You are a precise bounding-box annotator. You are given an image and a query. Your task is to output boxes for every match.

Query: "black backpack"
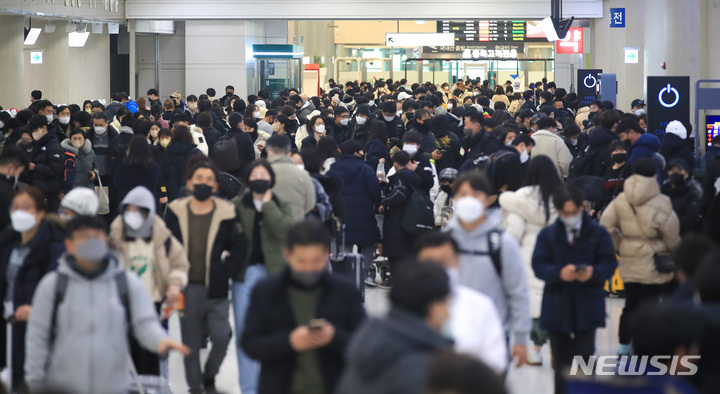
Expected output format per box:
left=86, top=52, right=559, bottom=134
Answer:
left=455, top=229, right=504, bottom=277
left=400, top=184, right=434, bottom=235
left=212, top=136, right=242, bottom=172
left=568, top=148, right=597, bottom=179
left=486, top=150, right=517, bottom=191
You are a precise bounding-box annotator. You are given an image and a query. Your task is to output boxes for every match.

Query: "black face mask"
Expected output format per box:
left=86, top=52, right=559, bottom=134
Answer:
left=248, top=179, right=271, bottom=194
left=612, top=153, right=627, bottom=164
left=226, top=92, right=233, bottom=97
left=440, top=184, right=452, bottom=194
left=405, top=112, right=414, bottom=121
left=192, top=184, right=213, bottom=201
left=670, top=173, right=685, bottom=186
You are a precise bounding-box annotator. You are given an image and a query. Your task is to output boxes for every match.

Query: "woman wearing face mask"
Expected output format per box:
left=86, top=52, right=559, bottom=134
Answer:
left=231, top=160, right=293, bottom=393
left=147, top=121, right=162, bottom=144
left=499, top=156, right=562, bottom=366
left=0, top=187, right=65, bottom=392
left=83, top=100, right=93, bottom=114
left=109, top=186, right=189, bottom=376
left=301, top=115, right=330, bottom=150
left=351, top=105, right=373, bottom=146
left=162, top=126, right=202, bottom=202
left=56, top=106, right=72, bottom=139
left=244, top=104, right=260, bottom=121
left=661, top=159, right=701, bottom=236
left=61, top=129, right=98, bottom=189
left=364, top=120, right=391, bottom=173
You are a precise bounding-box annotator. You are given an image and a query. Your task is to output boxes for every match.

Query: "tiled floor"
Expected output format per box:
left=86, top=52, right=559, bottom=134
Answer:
left=166, top=288, right=625, bottom=394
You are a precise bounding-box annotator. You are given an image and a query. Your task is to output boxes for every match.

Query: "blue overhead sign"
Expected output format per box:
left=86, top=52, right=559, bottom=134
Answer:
left=610, top=8, right=625, bottom=28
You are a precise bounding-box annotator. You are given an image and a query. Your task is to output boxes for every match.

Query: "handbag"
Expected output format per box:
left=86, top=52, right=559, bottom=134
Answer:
left=95, top=176, right=110, bottom=215
left=628, top=203, right=674, bottom=274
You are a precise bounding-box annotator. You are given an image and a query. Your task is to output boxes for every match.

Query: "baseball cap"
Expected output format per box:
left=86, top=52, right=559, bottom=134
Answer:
left=398, top=92, right=412, bottom=101
left=631, top=99, right=645, bottom=108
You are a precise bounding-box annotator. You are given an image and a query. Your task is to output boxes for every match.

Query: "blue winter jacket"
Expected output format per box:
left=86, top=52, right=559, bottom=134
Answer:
left=627, top=133, right=661, bottom=166
left=532, top=213, right=617, bottom=333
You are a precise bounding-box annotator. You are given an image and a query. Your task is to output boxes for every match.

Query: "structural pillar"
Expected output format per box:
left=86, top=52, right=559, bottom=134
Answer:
left=0, top=16, right=25, bottom=109
left=128, top=19, right=137, bottom=100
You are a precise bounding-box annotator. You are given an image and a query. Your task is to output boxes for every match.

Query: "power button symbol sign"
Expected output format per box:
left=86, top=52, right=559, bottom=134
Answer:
left=583, top=75, right=597, bottom=89
left=658, top=84, right=680, bottom=108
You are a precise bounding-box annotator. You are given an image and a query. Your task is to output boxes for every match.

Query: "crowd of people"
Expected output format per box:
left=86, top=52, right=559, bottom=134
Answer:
left=0, top=76, right=719, bottom=394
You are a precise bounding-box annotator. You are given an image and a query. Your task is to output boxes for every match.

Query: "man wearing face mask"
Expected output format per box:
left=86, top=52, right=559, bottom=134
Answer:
left=222, top=85, right=235, bottom=107
left=661, top=159, right=701, bottom=236
left=416, top=232, right=507, bottom=374
left=350, top=105, right=373, bottom=146
left=399, top=131, right=435, bottom=193
left=459, top=110, right=500, bottom=172
left=242, top=220, right=365, bottom=394
left=631, top=99, right=646, bottom=116
left=444, top=172, right=531, bottom=369
left=164, top=163, right=246, bottom=393
left=380, top=101, right=406, bottom=143
left=0, top=147, right=29, bottom=231
left=108, top=186, right=189, bottom=375
left=338, top=262, right=451, bottom=394
left=25, top=215, right=190, bottom=394
left=87, top=112, right=117, bottom=206
left=595, top=140, right=632, bottom=214
left=184, top=94, right=199, bottom=124
left=27, top=115, right=64, bottom=213
left=533, top=185, right=617, bottom=394
left=331, top=107, right=352, bottom=143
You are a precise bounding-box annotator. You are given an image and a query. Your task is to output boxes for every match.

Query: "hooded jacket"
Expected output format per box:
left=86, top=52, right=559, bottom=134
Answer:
left=584, top=127, right=618, bottom=176
left=627, top=133, right=661, bottom=166
left=268, top=155, right=316, bottom=223
left=165, top=196, right=246, bottom=298
left=380, top=168, right=422, bottom=258
left=661, top=179, right=701, bottom=236
left=500, top=186, right=558, bottom=318
left=530, top=129, right=574, bottom=177
left=600, top=174, right=680, bottom=284
left=109, top=213, right=189, bottom=300
left=336, top=307, right=450, bottom=394
left=326, top=155, right=382, bottom=245
left=445, top=210, right=531, bottom=344
left=25, top=253, right=168, bottom=394
left=61, top=138, right=98, bottom=189
left=660, top=133, right=694, bottom=172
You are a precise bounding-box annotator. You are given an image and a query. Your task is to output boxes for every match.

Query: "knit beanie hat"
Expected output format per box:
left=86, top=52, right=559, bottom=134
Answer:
left=60, top=187, right=99, bottom=216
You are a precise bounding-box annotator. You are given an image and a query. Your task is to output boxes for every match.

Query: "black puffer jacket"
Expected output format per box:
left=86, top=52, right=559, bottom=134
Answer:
left=584, top=127, right=618, bottom=177
left=161, top=141, right=202, bottom=201
left=662, top=180, right=701, bottom=235
left=380, top=168, right=422, bottom=258
left=660, top=133, right=695, bottom=172
left=29, top=133, right=64, bottom=196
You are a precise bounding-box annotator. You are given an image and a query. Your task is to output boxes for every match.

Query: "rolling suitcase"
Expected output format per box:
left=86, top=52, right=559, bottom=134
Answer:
left=330, top=224, right=365, bottom=301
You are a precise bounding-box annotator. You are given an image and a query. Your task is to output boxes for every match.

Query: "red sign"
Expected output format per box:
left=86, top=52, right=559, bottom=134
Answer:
left=556, top=27, right=583, bottom=54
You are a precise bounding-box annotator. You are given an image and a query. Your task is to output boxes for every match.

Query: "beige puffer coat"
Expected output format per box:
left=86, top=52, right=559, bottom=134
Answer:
left=599, top=174, right=680, bottom=284
left=500, top=186, right=558, bottom=318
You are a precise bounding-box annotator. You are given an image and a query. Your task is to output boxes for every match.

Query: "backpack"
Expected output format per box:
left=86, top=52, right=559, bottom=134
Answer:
left=568, top=148, right=597, bottom=179
left=400, top=184, right=435, bottom=235
left=211, top=136, right=242, bottom=172
left=463, top=132, right=496, bottom=172
left=49, top=271, right=131, bottom=344
left=455, top=229, right=504, bottom=277
left=486, top=150, right=517, bottom=192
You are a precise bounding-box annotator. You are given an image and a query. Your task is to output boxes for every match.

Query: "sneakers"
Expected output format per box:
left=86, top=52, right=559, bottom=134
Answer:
left=379, top=277, right=393, bottom=289
left=527, top=348, right=543, bottom=366
left=364, top=275, right=378, bottom=287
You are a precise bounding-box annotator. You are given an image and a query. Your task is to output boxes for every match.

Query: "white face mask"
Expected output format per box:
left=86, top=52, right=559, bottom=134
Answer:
left=356, top=116, right=367, bottom=125
left=253, top=111, right=260, bottom=118
left=570, top=139, right=578, bottom=146
left=59, top=116, right=71, bottom=125
left=71, top=140, right=84, bottom=149
left=315, top=124, right=326, bottom=134
left=520, top=148, right=530, bottom=163
left=369, top=100, right=375, bottom=107
left=11, top=210, right=37, bottom=233
left=383, top=115, right=395, bottom=122
left=505, top=141, right=512, bottom=147
left=473, top=92, right=480, bottom=96
left=272, top=122, right=281, bottom=132
left=297, top=164, right=305, bottom=170
left=447, top=104, right=453, bottom=110
left=328, top=114, right=334, bottom=119
left=46, top=114, right=54, bottom=124
left=402, top=144, right=418, bottom=156
left=0, top=121, right=4, bottom=129
left=634, top=108, right=646, bottom=116
left=340, top=118, right=349, bottom=126
left=396, top=110, right=403, bottom=117
left=94, top=126, right=107, bottom=135
left=454, top=196, right=484, bottom=223
left=446, top=267, right=460, bottom=290
left=150, top=128, right=159, bottom=138
left=123, top=211, right=145, bottom=230
left=560, top=213, right=582, bottom=228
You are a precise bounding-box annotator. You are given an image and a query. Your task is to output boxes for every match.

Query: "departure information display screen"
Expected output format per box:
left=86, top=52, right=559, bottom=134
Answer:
left=707, top=116, right=720, bottom=147
left=437, top=20, right=547, bottom=43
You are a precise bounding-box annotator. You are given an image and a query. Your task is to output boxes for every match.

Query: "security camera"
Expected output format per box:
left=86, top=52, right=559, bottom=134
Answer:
left=369, top=61, right=374, bottom=65
left=346, top=61, right=351, bottom=65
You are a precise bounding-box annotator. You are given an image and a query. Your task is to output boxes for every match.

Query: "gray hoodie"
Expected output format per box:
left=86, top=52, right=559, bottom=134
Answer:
left=25, top=252, right=168, bottom=394
left=445, top=209, right=531, bottom=345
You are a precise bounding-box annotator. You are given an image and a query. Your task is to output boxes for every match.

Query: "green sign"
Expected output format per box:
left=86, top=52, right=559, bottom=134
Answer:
left=265, top=79, right=286, bottom=99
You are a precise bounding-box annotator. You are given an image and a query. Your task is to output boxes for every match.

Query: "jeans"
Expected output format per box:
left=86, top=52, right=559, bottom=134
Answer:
left=548, top=329, right=595, bottom=394
left=531, top=318, right=549, bottom=348
left=232, top=264, right=267, bottom=394
left=618, top=282, right=664, bottom=345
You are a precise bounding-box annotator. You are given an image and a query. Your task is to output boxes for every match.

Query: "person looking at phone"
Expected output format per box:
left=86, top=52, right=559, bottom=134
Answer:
left=241, top=220, right=365, bottom=394
left=532, top=184, right=617, bottom=394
